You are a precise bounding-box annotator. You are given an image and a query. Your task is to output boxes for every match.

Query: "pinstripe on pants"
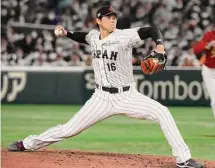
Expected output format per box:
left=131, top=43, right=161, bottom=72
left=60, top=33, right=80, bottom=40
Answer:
left=23, top=84, right=191, bottom=163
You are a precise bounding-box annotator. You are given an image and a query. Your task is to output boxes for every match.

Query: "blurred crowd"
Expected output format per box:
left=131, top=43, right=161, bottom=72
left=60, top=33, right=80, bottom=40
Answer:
left=1, top=0, right=214, bottom=67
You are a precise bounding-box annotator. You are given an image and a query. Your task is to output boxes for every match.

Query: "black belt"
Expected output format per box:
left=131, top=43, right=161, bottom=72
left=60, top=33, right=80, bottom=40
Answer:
left=95, top=84, right=130, bottom=94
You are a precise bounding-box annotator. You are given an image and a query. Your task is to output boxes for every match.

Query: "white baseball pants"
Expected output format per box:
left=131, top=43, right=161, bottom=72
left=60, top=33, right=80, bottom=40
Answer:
left=202, top=65, right=215, bottom=118
left=23, top=84, right=191, bottom=163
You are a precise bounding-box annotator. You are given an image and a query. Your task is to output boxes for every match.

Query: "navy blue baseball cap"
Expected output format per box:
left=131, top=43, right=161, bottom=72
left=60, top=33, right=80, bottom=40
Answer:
left=96, top=6, right=122, bottom=19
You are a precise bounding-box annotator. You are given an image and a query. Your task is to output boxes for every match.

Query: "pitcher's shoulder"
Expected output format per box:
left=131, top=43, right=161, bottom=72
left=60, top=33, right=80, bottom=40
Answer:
left=87, top=29, right=99, bottom=36
left=116, top=27, right=141, bottom=34
left=115, top=28, right=127, bottom=34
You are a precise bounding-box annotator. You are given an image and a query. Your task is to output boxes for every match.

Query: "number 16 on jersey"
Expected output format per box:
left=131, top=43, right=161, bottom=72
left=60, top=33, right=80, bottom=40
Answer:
left=107, top=63, right=116, bottom=71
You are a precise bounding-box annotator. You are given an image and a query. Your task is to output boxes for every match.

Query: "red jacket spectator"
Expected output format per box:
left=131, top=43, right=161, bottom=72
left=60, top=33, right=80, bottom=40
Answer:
left=193, top=30, right=215, bottom=68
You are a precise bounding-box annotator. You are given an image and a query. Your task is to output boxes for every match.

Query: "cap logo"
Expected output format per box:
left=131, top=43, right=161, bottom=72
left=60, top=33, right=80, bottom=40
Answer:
left=109, top=6, right=113, bottom=12
left=97, top=13, right=101, bottom=17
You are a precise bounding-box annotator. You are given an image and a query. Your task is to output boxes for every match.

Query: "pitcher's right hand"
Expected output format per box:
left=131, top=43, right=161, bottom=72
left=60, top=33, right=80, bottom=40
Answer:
left=54, top=26, right=67, bottom=37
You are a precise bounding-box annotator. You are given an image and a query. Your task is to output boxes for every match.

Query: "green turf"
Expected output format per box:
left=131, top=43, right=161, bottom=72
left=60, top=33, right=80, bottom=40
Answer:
left=1, top=105, right=215, bottom=160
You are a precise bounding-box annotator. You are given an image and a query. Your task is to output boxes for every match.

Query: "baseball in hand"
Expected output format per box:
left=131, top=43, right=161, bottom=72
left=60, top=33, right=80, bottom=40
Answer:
left=55, top=27, right=64, bottom=36
left=59, top=29, right=63, bottom=35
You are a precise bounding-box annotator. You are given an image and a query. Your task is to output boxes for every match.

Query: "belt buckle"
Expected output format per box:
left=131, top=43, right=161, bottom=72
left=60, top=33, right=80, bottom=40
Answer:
left=108, top=87, right=115, bottom=94
left=118, top=87, right=123, bottom=93
left=109, top=86, right=126, bottom=94
left=96, top=84, right=130, bottom=94
left=106, top=87, right=111, bottom=93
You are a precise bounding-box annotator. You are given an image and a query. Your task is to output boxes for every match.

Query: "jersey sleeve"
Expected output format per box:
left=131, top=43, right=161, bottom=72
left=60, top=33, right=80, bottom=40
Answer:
left=85, top=29, right=98, bottom=45
left=193, top=32, right=211, bottom=54
left=119, top=27, right=142, bottom=49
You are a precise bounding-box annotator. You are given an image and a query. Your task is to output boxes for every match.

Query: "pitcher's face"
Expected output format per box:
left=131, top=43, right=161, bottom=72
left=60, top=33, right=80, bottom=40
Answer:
left=97, top=14, right=117, bottom=32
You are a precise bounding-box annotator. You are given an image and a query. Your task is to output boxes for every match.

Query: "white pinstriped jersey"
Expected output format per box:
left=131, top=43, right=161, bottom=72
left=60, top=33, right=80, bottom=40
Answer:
left=22, top=24, right=192, bottom=163
left=85, top=28, right=142, bottom=87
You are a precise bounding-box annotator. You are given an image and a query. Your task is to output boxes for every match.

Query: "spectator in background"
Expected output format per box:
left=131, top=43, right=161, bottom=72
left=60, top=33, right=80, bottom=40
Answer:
left=152, top=3, right=172, bottom=31
left=1, top=0, right=214, bottom=66
left=68, top=52, right=83, bottom=66
left=167, top=43, right=182, bottom=66
left=84, top=55, right=92, bottom=66
left=51, top=54, right=68, bottom=66
left=178, top=48, right=200, bottom=67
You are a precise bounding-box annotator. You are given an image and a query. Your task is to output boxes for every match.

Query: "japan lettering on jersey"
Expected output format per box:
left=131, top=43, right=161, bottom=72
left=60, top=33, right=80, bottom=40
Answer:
left=85, top=28, right=142, bottom=87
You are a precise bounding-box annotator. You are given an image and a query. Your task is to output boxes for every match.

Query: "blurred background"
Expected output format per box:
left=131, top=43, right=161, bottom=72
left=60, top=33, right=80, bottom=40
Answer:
left=1, top=0, right=215, bottom=162
left=1, top=0, right=214, bottom=67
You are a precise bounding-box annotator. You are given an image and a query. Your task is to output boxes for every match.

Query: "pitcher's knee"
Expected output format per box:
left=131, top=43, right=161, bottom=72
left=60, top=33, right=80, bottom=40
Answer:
left=162, top=106, right=172, bottom=117
left=155, top=105, right=173, bottom=122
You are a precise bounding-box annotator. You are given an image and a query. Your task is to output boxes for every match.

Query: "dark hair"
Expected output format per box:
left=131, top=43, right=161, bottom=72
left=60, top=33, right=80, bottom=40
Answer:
left=96, top=14, right=117, bottom=30
left=96, top=16, right=102, bottom=29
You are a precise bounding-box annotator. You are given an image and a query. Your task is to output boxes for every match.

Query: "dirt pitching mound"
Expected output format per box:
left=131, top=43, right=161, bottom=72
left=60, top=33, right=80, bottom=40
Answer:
left=2, top=149, right=215, bottom=168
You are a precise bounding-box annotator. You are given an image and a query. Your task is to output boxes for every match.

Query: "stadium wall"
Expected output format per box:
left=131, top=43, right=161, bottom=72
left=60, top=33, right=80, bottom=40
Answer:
left=1, top=67, right=210, bottom=106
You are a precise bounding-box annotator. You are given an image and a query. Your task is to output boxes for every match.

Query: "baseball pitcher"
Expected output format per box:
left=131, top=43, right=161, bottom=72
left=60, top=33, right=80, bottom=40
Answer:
left=8, top=6, right=203, bottom=168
